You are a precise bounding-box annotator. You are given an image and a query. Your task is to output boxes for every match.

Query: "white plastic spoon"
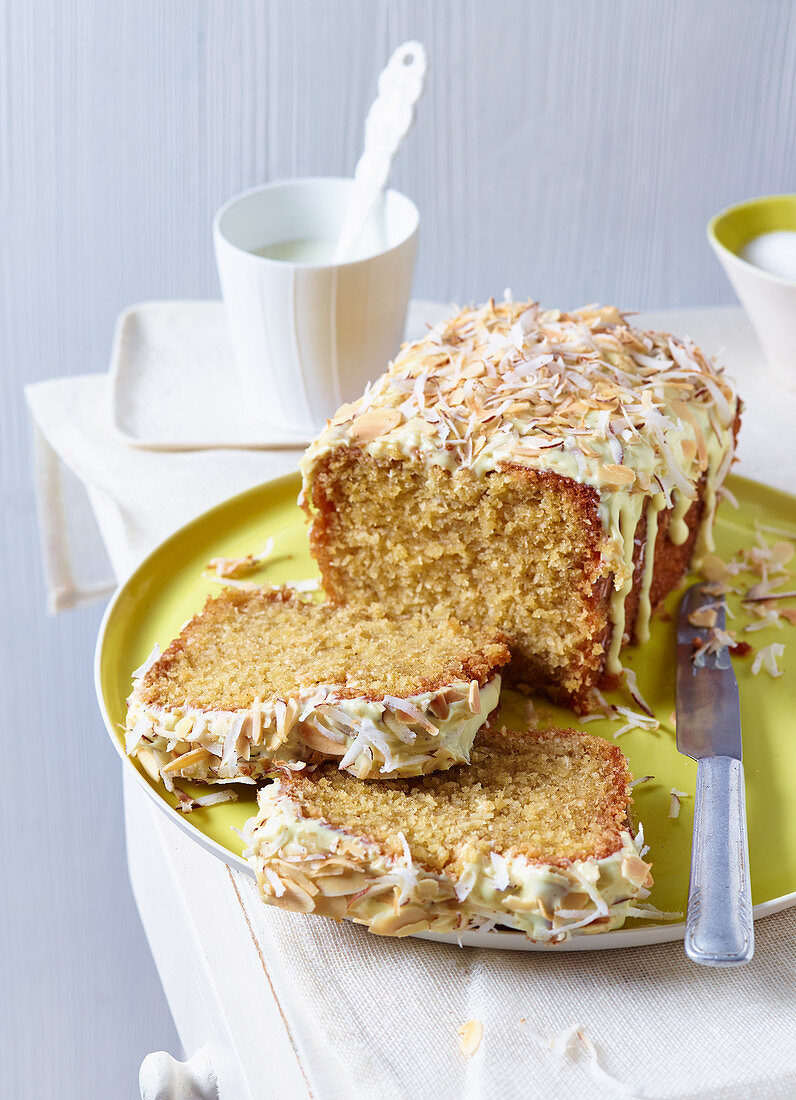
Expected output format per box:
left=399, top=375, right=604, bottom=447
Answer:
left=333, top=40, right=427, bottom=264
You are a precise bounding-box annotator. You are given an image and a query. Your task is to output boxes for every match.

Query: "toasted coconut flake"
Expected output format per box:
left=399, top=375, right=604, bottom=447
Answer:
left=281, top=577, right=321, bottom=593
left=744, top=609, right=782, bottom=633
left=489, top=851, right=511, bottom=891
left=382, top=696, right=437, bottom=734
left=743, top=589, right=796, bottom=604
left=622, top=667, right=654, bottom=718
left=718, top=484, right=739, bottom=509
left=458, top=1019, right=483, bottom=1056
left=548, top=1022, right=581, bottom=1059
left=578, top=1030, right=642, bottom=1097
left=206, top=537, right=274, bottom=580
left=668, top=787, right=689, bottom=819
left=176, top=788, right=239, bottom=814
left=754, top=519, right=796, bottom=542
left=263, top=867, right=287, bottom=897
left=305, top=298, right=737, bottom=544
left=468, top=679, right=481, bottom=714
left=751, top=643, right=786, bottom=678
left=609, top=705, right=660, bottom=739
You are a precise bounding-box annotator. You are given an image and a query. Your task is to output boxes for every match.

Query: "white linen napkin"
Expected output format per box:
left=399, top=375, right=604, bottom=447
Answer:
left=26, top=300, right=796, bottom=1098
left=232, top=870, right=796, bottom=1100
left=26, top=374, right=300, bottom=610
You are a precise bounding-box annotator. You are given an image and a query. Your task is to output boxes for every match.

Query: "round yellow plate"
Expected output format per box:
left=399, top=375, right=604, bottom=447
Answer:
left=95, top=472, right=796, bottom=951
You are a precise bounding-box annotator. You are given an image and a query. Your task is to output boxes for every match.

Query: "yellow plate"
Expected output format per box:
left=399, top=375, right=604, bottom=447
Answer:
left=95, top=472, right=796, bottom=951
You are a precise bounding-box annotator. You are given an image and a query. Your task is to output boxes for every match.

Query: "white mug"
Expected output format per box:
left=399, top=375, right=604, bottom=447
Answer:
left=213, top=177, right=419, bottom=433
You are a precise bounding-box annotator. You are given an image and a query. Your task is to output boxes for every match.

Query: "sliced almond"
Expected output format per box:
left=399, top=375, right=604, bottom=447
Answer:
left=207, top=553, right=260, bottom=579
left=330, top=401, right=359, bottom=426
left=559, top=890, right=590, bottom=911
left=269, top=880, right=317, bottom=914
left=459, top=360, right=486, bottom=380
left=283, top=697, right=300, bottom=734
left=700, top=553, right=732, bottom=582
left=270, top=860, right=319, bottom=897
left=299, top=724, right=348, bottom=757
left=597, top=463, right=635, bottom=487
left=621, top=854, right=653, bottom=889
left=368, top=906, right=430, bottom=936
left=316, top=870, right=370, bottom=897
left=174, top=715, right=194, bottom=739
left=681, top=438, right=698, bottom=462
left=538, top=897, right=555, bottom=923
left=772, top=541, right=795, bottom=566
left=414, top=878, right=452, bottom=902
left=458, top=1019, right=483, bottom=1056
left=161, top=747, right=210, bottom=774
left=688, top=607, right=717, bottom=629
left=502, top=894, right=539, bottom=913
left=312, top=894, right=349, bottom=920
left=428, top=911, right=461, bottom=934
left=428, top=694, right=451, bottom=720
left=314, top=856, right=362, bottom=876
left=348, top=407, right=402, bottom=443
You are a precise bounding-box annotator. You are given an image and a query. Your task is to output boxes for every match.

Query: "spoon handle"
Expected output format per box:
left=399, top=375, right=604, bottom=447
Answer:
left=334, top=41, right=427, bottom=263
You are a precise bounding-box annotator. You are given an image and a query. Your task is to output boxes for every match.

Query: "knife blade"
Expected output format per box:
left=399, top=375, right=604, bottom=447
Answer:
left=676, top=581, right=754, bottom=966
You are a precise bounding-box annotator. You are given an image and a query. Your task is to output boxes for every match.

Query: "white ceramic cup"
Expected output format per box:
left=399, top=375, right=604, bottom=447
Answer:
left=708, top=194, right=796, bottom=391
left=213, top=177, right=419, bottom=433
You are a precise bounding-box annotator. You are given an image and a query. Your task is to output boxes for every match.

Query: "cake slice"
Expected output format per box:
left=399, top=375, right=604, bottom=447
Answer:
left=126, top=587, right=509, bottom=785
left=301, top=297, right=740, bottom=711
left=242, top=727, right=654, bottom=942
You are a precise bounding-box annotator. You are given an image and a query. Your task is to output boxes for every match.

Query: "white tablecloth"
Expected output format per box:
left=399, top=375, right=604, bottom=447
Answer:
left=27, top=301, right=796, bottom=1099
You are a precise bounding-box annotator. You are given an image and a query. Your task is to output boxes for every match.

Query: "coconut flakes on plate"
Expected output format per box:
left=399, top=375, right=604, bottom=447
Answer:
left=609, top=706, right=660, bottom=739
left=668, top=788, right=690, bottom=819
left=751, top=643, right=786, bottom=678
left=622, top=667, right=654, bottom=717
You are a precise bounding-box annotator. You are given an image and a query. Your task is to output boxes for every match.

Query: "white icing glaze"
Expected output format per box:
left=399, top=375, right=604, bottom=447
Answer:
left=126, top=673, right=501, bottom=784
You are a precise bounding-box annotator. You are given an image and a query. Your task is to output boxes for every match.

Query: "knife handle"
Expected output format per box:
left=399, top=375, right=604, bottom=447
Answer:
left=685, top=755, right=754, bottom=967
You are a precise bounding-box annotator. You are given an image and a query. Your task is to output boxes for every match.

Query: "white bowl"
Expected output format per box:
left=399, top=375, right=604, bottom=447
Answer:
left=708, top=194, right=796, bottom=391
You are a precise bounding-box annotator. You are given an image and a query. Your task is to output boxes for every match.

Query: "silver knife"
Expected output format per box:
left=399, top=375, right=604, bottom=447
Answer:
left=676, top=581, right=754, bottom=966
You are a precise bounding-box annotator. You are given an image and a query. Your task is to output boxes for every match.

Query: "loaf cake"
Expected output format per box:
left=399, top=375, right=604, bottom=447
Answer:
left=301, top=298, right=739, bottom=710
left=242, top=727, right=653, bottom=942
left=125, top=587, right=510, bottom=784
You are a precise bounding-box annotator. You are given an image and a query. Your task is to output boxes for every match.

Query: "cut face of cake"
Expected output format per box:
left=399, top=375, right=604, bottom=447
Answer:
left=301, top=298, right=740, bottom=710
left=242, top=727, right=654, bottom=943
left=125, top=587, right=510, bottom=785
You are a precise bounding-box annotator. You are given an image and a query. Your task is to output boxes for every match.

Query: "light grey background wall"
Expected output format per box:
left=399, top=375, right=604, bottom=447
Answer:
left=2, top=2, right=794, bottom=1097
